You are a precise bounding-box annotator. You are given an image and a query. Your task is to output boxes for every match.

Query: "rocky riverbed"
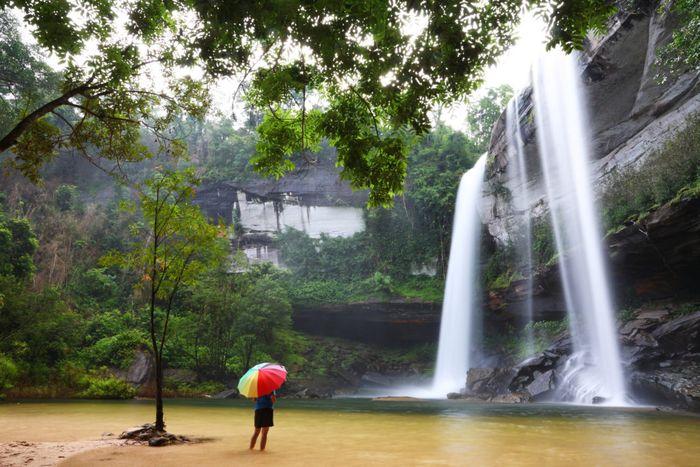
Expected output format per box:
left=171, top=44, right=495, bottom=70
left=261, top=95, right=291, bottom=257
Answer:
left=450, top=306, right=700, bottom=411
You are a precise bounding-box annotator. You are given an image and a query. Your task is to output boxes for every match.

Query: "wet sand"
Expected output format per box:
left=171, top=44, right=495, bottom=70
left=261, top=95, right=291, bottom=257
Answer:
left=0, top=399, right=698, bottom=466
left=1, top=439, right=126, bottom=466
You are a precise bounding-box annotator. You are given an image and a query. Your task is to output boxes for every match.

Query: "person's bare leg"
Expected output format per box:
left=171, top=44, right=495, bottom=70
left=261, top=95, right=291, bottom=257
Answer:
left=250, top=427, right=261, bottom=449
left=260, top=427, right=270, bottom=451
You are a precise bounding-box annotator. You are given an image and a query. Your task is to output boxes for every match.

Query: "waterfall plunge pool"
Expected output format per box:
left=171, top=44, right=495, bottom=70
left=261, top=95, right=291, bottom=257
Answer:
left=1, top=399, right=698, bottom=466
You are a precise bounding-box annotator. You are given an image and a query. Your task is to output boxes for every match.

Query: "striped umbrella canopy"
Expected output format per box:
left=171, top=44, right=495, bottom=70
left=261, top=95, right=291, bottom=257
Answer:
left=237, top=362, right=287, bottom=398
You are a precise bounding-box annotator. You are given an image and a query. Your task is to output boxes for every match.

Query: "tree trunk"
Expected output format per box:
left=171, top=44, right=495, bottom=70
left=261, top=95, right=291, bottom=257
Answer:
left=154, top=353, right=165, bottom=431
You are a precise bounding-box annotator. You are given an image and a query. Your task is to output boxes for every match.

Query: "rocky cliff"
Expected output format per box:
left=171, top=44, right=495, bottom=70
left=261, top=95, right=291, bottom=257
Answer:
left=483, top=5, right=700, bottom=246
left=482, top=4, right=700, bottom=310
left=194, top=151, right=367, bottom=225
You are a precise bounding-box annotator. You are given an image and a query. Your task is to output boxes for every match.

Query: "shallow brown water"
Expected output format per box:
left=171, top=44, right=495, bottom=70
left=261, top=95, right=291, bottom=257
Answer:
left=1, top=399, right=698, bottom=466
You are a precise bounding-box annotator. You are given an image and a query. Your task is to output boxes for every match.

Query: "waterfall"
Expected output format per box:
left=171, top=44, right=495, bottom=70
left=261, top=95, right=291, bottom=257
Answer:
left=505, top=98, right=535, bottom=357
left=432, top=154, right=487, bottom=396
left=532, top=50, right=626, bottom=405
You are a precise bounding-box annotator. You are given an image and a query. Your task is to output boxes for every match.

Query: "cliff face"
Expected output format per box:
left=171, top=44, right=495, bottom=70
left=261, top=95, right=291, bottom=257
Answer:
left=482, top=5, right=700, bottom=305
left=483, top=7, right=700, bottom=245
left=194, top=151, right=367, bottom=225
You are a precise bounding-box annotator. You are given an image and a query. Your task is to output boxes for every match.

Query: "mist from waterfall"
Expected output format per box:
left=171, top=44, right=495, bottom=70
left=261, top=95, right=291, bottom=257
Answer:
left=505, top=98, right=535, bottom=357
left=431, top=154, right=487, bottom=396
left=532, top=50, right=626, bottom=405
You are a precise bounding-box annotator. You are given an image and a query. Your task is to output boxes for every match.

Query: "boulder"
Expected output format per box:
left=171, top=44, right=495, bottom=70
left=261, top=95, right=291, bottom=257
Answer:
left=126, top=348, right=155, bottom=387
left=631, top=363, right=700, bottom=411
left=148, top=437, right=169, bottom=447
left=212, top=388, right=239, bottom=399
left=360, top=372, right=397, bottom=387
left=526, top=370, right=556, bottom=400
left=651, top=311, right=700, bottom=353
left=120, top=424, right=154, bottom=440
left=466, top=368, right=516, bottom=397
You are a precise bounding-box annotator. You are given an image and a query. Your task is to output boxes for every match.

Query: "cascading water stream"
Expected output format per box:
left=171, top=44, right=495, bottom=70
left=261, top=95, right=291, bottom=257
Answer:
left=431, top=154, right=487, bottom=396
left=505, top=98, right=535, bottom=357
left=532, top=50, right=626, bottom=405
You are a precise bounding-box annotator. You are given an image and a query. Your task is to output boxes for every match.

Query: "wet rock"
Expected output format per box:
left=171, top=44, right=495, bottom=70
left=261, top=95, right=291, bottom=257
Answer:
left=466, top=368, right=516, bottom=397
left=360, top=372, right=397, bottom=387
left=212, top=388, right=239, bottom=399
left=490, top=392, right=532, bottom=404
left=592, top=396, right=608, bottom=404
left=126, top=349, right=155, bottom=387
left=120, top=424, right=155, bottom=440
left=651, top=311, right=700, bottom=353
left=148, top=437, right=169, bottom=447
left=526, top=370, right=556, bottom=400
left=622, top=329, right=658, bottom=348
left=293, top=388, right=322, bottom=399
left=446, top=392, right=464, bottom=400
left=631, top=363, right=700, bottom=411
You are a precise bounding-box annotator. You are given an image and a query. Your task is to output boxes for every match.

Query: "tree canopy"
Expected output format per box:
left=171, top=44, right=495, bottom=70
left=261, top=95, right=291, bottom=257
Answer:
left=1, top=0, right=619, bottom=204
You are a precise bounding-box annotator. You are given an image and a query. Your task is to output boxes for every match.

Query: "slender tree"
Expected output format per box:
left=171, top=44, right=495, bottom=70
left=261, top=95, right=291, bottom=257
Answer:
left=103, top=168, right=226, bottom=431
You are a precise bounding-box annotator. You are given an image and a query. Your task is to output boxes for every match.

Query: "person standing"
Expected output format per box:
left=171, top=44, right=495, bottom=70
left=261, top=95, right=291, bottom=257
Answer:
left=250, top=391, right=276, bottom=451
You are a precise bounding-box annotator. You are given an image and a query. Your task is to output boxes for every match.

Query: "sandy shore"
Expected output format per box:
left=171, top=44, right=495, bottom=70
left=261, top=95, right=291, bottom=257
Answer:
left=0, top=438, right=127, bottom=466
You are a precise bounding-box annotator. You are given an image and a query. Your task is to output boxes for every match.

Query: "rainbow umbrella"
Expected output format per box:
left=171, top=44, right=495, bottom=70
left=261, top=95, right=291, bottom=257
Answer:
left=237, top=362, right=287, bottom=398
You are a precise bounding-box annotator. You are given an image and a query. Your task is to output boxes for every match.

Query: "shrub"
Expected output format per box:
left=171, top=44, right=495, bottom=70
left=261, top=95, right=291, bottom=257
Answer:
left=531, top=217, right=556, bottom=270
left=78, top=375, right=136, bottom=399
left=81, top=330, right=147, bottom=369
left=483, top=242, right=518, bottom=290
left=526, top=319, right=568, bottom=356
left=601, top=117, right=700, bottom=230
left=0, top=354, right=18, bottom=397
left=164, top=380, right=225, bottom=397
left=55, top=184, right=82, bottom=213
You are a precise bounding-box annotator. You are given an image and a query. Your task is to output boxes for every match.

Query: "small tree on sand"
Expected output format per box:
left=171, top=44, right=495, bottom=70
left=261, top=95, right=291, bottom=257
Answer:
left=104, top=168, right=226, bottom=432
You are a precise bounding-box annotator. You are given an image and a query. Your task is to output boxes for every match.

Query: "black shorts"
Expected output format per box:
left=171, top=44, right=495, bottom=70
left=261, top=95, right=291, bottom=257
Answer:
left=254, top=408, right=274, bottom=428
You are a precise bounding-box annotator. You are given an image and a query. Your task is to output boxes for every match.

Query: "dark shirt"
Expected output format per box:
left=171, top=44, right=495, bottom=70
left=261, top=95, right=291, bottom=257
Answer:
left=255, top=394, right=274, bottom=410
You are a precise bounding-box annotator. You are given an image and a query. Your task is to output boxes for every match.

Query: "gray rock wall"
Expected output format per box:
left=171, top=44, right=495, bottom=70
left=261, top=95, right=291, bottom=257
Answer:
left=481, top=5, right=700, bottom=246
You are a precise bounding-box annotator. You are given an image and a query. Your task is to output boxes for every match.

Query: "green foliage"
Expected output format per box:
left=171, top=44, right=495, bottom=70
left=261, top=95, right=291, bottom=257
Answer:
left=78, top=374, right=137, bottom=400
left=0, top=8, right=208, bottom=183
left=601, top=117, right=700, bottom=230
left=0, top=353, right=18, bottom=395
left=656, top=0, right=700, bottom=82
left=0, top=212, right=38, bottom=279
left=483, top=242, right=519, bottom=291
left=103, top=168, right=228, bottom=305
left=164, top=379, right=225, bottom=397
left=404, top=124, right=483, bottom=274
left=487, top=319, right=568, bottom=362
left=55, top=184, right=81, bottom=212
left=68, top=268, right=120, bottom=311
left=191, top=119, right=258, bottom=182
left=670, top=302, right=699, bottom=319
left=81, top=331, right=147, bottom=370
left=466, top=85, right=514, bottom=148
left=531, top=217, right=557, bottom=270
left=526, top=319, right=568, bottom=355
left=618, top=307, right=637, bottom=323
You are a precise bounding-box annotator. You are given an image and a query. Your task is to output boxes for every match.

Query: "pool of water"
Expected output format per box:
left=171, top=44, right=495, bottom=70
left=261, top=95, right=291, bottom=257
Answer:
left=1, top=399, right=698, bottom=466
